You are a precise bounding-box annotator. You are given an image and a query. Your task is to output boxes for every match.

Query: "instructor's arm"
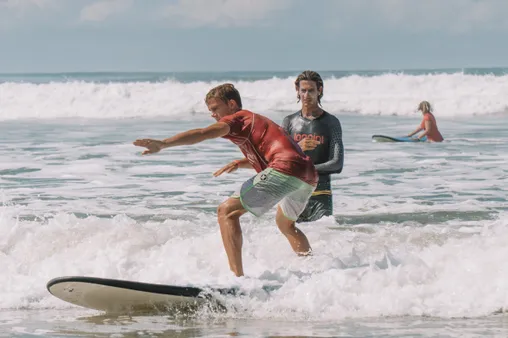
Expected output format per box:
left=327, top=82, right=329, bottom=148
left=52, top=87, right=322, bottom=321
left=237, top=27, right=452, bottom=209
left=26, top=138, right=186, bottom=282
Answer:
left=134, top=122, right=230, bottom=155
left=314, top=119, right=344, bottom=174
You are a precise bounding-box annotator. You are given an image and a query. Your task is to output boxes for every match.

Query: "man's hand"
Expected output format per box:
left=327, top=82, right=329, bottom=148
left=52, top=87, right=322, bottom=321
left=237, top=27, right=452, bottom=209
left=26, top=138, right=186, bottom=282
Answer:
left=298, top=138, right=320, bottom=151
left=213, top=161, right=240, bottom=177
left=133, top=139, right=164, bottom=155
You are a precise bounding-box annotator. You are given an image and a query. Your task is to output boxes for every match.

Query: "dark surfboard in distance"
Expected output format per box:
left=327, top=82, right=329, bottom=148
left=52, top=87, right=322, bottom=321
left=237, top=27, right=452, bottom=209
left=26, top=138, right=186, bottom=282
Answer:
left=372, top=135, right=426, bottom=142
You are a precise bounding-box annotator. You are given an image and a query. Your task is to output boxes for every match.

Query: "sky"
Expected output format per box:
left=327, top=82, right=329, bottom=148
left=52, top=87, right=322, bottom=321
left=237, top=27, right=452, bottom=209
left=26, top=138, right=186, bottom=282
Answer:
left=0, top=0, right=507, bottom=72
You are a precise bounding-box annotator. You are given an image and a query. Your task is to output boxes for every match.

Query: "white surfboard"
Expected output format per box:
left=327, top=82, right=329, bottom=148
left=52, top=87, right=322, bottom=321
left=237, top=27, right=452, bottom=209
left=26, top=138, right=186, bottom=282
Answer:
left=47, top=276, right=235, bottom=314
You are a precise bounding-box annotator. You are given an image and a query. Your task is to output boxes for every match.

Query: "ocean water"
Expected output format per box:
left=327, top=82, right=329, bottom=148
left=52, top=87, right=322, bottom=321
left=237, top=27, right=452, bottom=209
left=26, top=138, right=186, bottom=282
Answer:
left=0, top=69, right=507, bottom=337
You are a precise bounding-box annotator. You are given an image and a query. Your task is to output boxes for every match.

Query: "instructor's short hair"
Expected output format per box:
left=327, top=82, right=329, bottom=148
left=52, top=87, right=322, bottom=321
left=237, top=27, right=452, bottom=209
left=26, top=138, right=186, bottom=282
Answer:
left=295, top=70, right=324, bottom=105
left=205, top=83, right=242, bottom=109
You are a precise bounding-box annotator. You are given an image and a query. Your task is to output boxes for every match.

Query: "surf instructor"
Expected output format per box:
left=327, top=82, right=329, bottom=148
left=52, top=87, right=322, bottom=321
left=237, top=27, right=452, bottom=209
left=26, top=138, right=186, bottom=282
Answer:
left=134, top=83, right=318, bottom=277
left=282, top=71, right=344, bottom=222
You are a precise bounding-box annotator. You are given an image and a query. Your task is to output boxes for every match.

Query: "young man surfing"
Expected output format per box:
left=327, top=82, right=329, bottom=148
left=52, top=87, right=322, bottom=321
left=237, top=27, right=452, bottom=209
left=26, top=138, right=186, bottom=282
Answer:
left=134, top=83, right=317, bottom=277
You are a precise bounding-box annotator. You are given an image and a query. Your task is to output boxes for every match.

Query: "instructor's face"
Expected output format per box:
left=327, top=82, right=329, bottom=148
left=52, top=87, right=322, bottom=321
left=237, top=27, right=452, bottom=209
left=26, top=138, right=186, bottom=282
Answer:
left=298, top=80, right=321, bottom=107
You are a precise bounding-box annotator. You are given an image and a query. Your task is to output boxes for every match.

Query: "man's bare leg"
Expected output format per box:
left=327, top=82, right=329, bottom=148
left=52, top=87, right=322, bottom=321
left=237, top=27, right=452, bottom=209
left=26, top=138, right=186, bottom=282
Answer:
left=217, top=198, right=248, bottom=276
left=275, top=206, right=312, bottom=255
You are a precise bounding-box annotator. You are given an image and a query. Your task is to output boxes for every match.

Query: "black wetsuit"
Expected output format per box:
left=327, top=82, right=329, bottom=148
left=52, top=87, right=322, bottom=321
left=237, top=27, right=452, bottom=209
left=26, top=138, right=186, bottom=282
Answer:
left=282, top=110, right=344, bottom=222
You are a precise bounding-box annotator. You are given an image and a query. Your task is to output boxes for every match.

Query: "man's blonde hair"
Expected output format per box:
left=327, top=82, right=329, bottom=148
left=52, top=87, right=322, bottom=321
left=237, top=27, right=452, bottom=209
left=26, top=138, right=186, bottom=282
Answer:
left=205, top=83, right=242, bottom=108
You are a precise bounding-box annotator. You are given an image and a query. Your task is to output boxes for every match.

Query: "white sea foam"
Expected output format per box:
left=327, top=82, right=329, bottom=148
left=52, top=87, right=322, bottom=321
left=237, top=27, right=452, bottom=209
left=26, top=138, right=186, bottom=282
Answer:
left=1, top=73, right=507, bottom=120
left=1, top=115, right=507, bottom=319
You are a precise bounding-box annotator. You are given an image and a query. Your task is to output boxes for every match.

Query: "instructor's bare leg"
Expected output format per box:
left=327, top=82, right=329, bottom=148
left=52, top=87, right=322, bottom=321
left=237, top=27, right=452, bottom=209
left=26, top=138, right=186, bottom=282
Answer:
left=217, top=198, right=248, bottom=276
left=276, top=206, right=312, bottom=255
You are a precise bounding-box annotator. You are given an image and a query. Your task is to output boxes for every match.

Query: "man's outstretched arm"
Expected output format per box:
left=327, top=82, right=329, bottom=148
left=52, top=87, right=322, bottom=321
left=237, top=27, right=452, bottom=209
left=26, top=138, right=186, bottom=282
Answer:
left=160, top=122, right=230, bottom=148
left=134, top=122, right=230, bottom=155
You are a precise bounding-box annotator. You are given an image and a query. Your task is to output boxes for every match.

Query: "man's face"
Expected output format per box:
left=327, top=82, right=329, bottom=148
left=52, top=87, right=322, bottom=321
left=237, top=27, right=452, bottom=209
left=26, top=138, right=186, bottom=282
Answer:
left=207, top=97, right=234, bottom=121
left=297, top=80, right=321, bottom=108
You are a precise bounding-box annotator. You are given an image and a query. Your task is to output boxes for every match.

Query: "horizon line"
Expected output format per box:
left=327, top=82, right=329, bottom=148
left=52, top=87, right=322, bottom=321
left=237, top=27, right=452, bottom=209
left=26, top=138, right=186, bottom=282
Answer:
left=1, top=66, right=508, bottom=76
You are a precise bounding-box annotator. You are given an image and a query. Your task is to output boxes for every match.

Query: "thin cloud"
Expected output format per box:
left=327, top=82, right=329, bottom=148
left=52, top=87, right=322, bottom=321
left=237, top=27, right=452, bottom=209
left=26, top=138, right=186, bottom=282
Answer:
left=329, top=0, right=508, bottom=33
left=0, top=0, right=61, bottom=28
left=162, top=0, right=292, bottom=28
left=0, top=0, right=59, bottom=10
left=79, top=0, right=132, bottom=22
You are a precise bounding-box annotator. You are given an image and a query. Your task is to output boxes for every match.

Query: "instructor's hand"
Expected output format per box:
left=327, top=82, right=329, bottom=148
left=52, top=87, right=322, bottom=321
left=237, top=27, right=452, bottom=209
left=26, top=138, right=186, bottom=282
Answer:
left=298, top=138, right=320, bottom=151
left=133, top=139, right=164, bottom=155
left=213, top=161, right=239, bottom=177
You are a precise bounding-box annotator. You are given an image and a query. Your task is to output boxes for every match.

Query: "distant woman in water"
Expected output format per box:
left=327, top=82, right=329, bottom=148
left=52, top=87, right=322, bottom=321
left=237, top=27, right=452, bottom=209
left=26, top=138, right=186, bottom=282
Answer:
left=407, top=101, right=444, bottom=142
